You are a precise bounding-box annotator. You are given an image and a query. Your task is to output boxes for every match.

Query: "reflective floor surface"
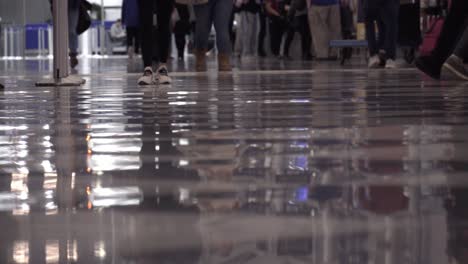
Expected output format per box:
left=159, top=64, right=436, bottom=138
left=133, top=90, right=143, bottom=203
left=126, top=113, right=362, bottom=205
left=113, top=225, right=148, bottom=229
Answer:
left=0, top=57, right=467, bottom=264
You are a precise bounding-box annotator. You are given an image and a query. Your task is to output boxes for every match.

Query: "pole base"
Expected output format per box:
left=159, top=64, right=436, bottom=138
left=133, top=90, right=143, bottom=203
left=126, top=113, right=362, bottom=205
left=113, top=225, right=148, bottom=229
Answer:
left=36, top=75, right=86, bottom=87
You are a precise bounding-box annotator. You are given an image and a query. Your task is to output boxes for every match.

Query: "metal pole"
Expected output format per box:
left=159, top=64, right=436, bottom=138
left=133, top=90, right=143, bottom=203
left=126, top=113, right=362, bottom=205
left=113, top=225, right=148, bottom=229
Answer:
left=53, top=0, right=69, bottom=79
left=36, top=0, right=85, bottom=87
left=38, top=28, right=42, bottom=57
left=3, top=28, right=7, bottom=57
left=9, top=27, right=13, bottom=57
left=48, top=26, right=53, bottom=57
left=100, top=0, right=106, bottom=55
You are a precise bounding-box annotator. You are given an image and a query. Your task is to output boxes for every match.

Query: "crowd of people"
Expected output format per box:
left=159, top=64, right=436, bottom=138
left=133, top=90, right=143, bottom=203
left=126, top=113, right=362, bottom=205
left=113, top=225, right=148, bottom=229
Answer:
left=117, top=0, right=468, bottom=85
left=0, top=0, right=467, bottom=90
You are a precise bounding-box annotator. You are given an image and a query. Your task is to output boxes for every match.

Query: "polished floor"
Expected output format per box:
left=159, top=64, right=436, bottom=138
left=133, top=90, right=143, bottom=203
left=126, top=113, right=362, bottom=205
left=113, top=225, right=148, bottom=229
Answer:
left=0, top=56, right=467, bottom=264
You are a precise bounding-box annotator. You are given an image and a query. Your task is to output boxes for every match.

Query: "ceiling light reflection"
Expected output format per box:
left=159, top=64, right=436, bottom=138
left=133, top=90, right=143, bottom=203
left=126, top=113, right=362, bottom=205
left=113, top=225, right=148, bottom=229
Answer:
left=45, top=240, right=59, bottom=263
left=13, top=241, right=29, bottom=264
left=89, top=187, right=143, bottom=208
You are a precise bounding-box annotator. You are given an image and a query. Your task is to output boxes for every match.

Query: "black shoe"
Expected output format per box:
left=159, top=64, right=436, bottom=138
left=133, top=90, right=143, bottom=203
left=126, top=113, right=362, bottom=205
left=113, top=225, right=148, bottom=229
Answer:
left=378, top=51, right=386, bottom=67
left=302, top=54, right=313, bottom=61
left=70, top=56, right=78, bottom=69
left=0, top=83, right=4, bottom=89
left=443, top=55, right=468, bottom=81
left=258, top=49, right=267, bottom=57
left=415, top=56, right=441, bottom=80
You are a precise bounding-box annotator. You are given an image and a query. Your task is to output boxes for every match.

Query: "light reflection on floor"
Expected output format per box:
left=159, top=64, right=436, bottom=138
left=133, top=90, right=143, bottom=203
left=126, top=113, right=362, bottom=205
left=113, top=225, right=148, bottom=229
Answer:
left=0, top=57, right=466, bottom=263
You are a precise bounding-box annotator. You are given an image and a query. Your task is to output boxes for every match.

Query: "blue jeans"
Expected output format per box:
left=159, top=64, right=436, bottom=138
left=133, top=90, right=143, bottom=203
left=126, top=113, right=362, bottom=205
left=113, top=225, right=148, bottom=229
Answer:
left=68, top=0, right=80, bottom=55
left=194, top=0, right=233, bottom=54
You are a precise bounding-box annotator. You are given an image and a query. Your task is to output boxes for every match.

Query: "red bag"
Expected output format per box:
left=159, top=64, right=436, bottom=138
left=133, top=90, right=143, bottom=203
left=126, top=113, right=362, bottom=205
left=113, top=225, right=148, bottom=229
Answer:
left=419, top=17, right=445, bottom=56
left=419, top=0, right=452, bottom=56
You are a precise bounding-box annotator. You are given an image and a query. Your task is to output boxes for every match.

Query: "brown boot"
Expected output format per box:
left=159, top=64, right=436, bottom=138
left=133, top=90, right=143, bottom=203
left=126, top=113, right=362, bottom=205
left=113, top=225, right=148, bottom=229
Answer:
left=195, top=49, right=207, bottom=72
left=218, top=53, right=232, bottom=72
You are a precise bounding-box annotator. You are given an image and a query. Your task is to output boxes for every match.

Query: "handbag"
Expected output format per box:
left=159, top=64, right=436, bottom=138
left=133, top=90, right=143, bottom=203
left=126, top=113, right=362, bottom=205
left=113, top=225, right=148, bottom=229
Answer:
left=77, top=0, right=92, bottom=35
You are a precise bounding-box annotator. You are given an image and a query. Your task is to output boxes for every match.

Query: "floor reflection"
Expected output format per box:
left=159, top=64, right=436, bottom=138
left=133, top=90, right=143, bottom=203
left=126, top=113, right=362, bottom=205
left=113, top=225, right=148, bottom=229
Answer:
left=0, top=59, right=467, bottom=263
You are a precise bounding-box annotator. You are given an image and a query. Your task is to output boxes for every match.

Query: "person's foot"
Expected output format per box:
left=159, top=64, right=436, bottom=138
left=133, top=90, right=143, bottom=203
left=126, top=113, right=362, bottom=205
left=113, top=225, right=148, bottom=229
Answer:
left=155, top=65, right=172, bottom=85
left=195, top=49, right=207, bottom=72
left=137, top=67, right=155, bottom=85
left=70, top=55, right=78, bottom=69
left=415, top=56, right=441, bottom=79
left=443, top=55, right=468, bottom=80
left=302, top=54, right=313, bottom=61
left=218, top=53, right=232, bottom=72
left=368, top=55, right=380, bottom=68
left=378, top=50, right=386, bottom=67
left=385, top=59, right=397, bottom=69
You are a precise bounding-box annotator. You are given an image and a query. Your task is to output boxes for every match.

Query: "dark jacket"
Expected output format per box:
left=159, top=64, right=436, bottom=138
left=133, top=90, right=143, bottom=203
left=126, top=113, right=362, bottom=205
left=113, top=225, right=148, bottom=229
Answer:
left=122, top=0, right=139, bottom=27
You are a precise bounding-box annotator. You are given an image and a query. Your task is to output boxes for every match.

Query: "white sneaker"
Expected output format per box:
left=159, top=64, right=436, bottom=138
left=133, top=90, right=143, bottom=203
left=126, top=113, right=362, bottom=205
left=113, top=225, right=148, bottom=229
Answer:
left=155, top=65, right=172, bottom=85
left=385, top=59, right=397, bottom=69
left=138, top=67, right=155, bottom=85
left=368, top=55, right=380, bottom=68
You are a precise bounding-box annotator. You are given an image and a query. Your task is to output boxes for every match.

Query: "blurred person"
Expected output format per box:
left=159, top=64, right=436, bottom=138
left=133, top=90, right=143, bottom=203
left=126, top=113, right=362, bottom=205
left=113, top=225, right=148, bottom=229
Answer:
left=398, top=0, right=421, bottom=64
left=339, top=0, right=356, bottom=62
left=265, top=0, right=288, bottom=57
left=416, top=0, right=468, bottom=79
left=257, top=1, right=267, bottom=56
left=307, top=0, right=341, bottom=60
left=364, top=0, right=399, bottom=68
left=110, top=19, right=127, bottom=40
left=137, top=0, right=174, bottom=85
left=122, top=0, right=140, bottom=58
left=174, top=3, right=192, bottom=60
left=68, top=0, right=81, bottom=69
left=194, top=0, right=234, bottom=72
left=285, top=0, right=313, bottom=60
left=234, top=0, right=261, bottom=58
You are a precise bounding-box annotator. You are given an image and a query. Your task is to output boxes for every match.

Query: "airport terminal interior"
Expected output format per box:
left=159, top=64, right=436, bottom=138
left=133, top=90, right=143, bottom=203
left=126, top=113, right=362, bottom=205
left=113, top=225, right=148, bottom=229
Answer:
left=1, top=0, right=468, bottom=263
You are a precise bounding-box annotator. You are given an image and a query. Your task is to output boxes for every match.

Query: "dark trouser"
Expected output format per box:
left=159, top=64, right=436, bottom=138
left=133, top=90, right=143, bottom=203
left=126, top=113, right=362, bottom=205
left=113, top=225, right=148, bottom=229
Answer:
left=364, top=0, right=399, bottom=59
left=258, top=9, right=267, bottom=54
left=68, top=0, right=80, bottom=55
left=398, top=3, right=421, bottom=47
left=138, top=0, right=174, bottom=67
left=283, top=15, right=312, bottom=57
left=174, top=3, right=191, bottom=58
left=269, top=16, right=286, bottom=56
left=126, top=26, right=140, bottom=53
left=431, top=0, right=468, bottom=66
left=454, top=25, right=468, bottom=60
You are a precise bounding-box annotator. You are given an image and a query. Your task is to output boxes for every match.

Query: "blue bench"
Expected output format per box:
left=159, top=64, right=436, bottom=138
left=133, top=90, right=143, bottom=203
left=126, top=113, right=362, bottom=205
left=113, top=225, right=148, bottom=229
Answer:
left=329, top=40, right=368, bottom=65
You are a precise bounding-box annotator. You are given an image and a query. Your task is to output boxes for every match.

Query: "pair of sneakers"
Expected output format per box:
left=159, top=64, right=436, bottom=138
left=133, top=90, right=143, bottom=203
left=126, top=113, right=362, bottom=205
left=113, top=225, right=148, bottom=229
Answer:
left=138, top=65, right=172, bottom=85
left=368, top=55, right=397, bottom=69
